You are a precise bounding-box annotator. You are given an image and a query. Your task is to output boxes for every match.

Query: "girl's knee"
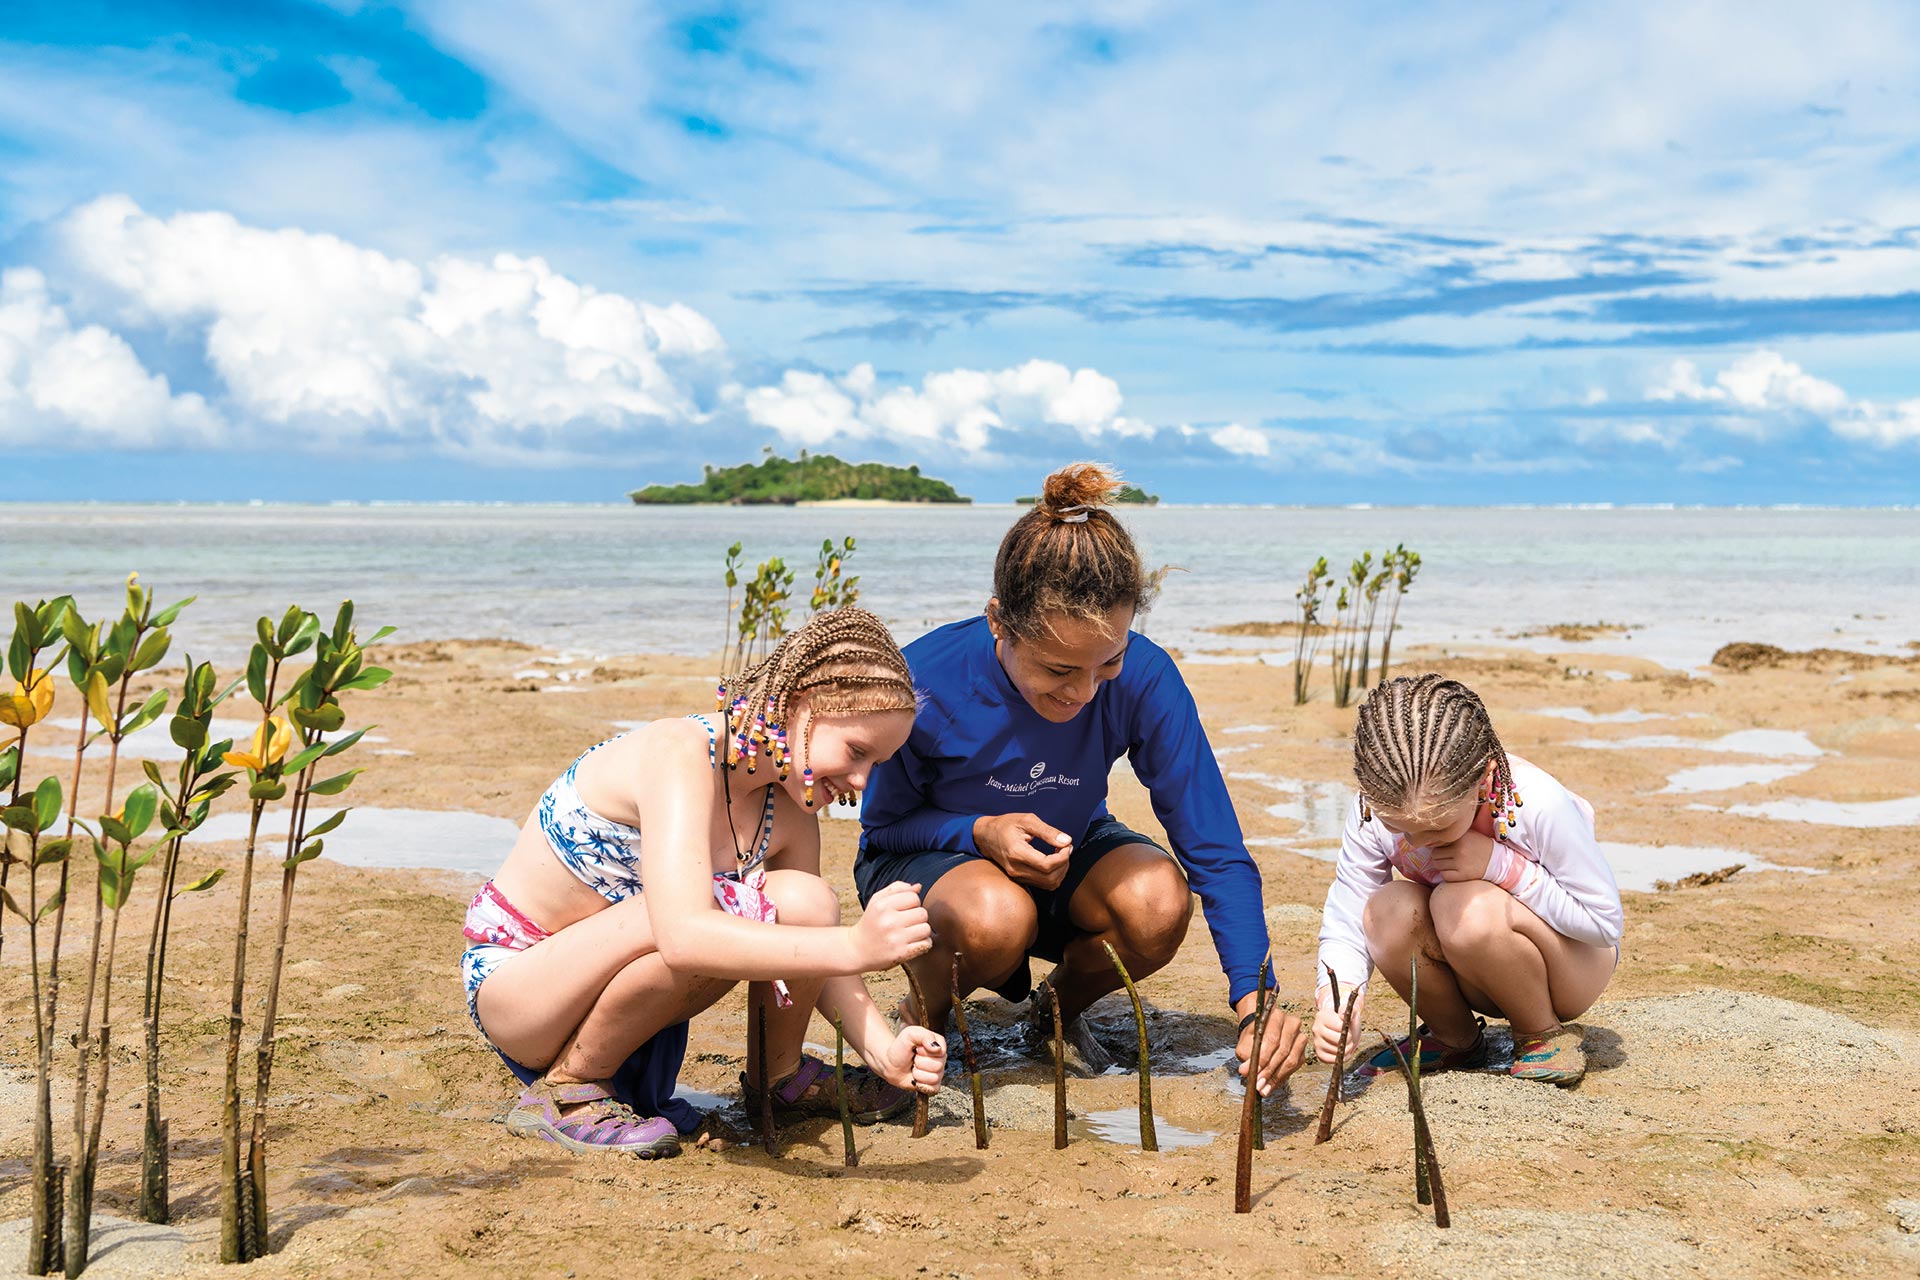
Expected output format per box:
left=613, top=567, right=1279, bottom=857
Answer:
left=1362, top=879, right=1428, bottom=945
left=1429, top=880, right=1510, bottom=951
left=763, top=870, right=841, bottom=927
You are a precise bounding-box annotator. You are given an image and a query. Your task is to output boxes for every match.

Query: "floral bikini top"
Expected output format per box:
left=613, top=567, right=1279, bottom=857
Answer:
left=537, top=716, right=775, bottom=904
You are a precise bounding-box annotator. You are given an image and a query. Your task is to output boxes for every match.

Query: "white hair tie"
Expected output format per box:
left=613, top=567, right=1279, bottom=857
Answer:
left=1055, top=505, right=1090, bottom=523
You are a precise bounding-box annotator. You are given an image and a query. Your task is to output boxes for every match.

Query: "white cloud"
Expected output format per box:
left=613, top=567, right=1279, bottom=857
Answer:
left=1647, top=349, right=1917, bottom=447
left=0, top=266, right=222, bottom=447
left=742, top=358, right=1149, bottom=453
left=1208, top=422, right=1270, bottom=456
left=33, top=195, right=728, bottom=461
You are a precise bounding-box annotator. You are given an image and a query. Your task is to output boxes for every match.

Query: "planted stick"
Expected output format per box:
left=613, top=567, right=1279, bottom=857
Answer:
left=757, top=1004, right=777, bottom=1157
left=1376, top=1033, right=1450, bottom=1228
left=951, top=954, right=986, bottom=1149
left=1314, top=984, right=1361, bottom=1145
left=1408, top=956, right=1428, bottom=1205
left=1100, top=941, right=1155, bottom=1152
left=1234, top=955, right=1274, bottom=1214
left=833, top=1013, right=856, bottom=1167
left=899, top=962, right=931, bottom=1138
left=1048, top=981, right=1067, bottom=1149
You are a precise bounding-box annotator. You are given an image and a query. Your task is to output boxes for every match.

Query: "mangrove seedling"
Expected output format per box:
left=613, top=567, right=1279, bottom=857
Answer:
left=721, top=542, right=743, bottom=667
left=834, top=1013, right=856, bottom=1167
left=808, top=536, right=860, bottom=616
left=138, top=657, right=237, bottom=1224
left=1047, top=981, right=1067, bottom=1149
left=1376, top=1030, right=1450, bottom=1229
left=219, top=605, right=318, bottom=1264
left=1407, top=955, right=1427, bottom=1205
left=1234, top=955, right=1275, bottom=1214
left=1292, top=558, right=1332, bottom=706
left=900, top=961, right=932, bottom=1137
left=1354, top=559, right=1391, bottom=692
left=951, top=953, right=987, bottom=1149
left=1313, top=965, right=1360, bottom=1146
left=242, top=601, right=388, bottom=1257
left=3, top=595, right=77, bottom=1275
left=757, top=1004, right=777, bottom=1157
left=1101, top=940, right=1155, bottom=1152
left=1377, top=546, right=1420, bottom=681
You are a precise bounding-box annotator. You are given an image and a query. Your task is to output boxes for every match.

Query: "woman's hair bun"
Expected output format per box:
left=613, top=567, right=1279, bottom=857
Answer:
left=1040, top=461, right=1124, bottom=518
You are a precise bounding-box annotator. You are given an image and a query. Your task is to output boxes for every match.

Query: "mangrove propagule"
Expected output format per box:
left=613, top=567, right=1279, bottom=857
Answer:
left=951, top=953, right=986, bottom=1149
left=1100, top=940, right=1155, bottom=1152
left=900, top=961, right=931, bottom=1138
left=1233, top=953, right=1274, bottom=1214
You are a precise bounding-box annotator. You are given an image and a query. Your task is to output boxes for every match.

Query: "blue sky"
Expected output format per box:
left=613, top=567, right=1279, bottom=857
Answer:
left=3, top=1, right=1918, bottom=503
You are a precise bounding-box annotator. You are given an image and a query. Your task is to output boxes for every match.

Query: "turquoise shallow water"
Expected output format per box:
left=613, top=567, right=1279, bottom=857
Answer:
left=1, top=503, right=1915, bottom=669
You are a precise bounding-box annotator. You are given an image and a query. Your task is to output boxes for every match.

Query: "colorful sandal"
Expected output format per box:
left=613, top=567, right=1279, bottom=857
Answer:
left=740, top=1055, right=914, bottom=1124
left=1358, top=1019, right=1489, bottom=1077
left=1511, top=1025, right=1587, bottom=1085
left=505, top=1080, right=681, bottom=1157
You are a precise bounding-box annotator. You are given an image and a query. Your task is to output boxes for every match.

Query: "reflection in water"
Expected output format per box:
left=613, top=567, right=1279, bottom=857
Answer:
left=1075, top=1108, right=1215, bottom=1151
left=1598, top=842, right=1824, bottom=893
left=190, top=807, right=521, bottom=877
left=1721, top=795, right=1920, bottom=829
left=1658, top=762, right=1815, bottom=794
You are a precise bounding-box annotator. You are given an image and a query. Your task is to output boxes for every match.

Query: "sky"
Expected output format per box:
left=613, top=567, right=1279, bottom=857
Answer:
left=2, top=1, right=1918, bottom=504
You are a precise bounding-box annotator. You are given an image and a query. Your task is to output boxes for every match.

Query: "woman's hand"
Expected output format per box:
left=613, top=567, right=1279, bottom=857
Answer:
left=1430, top=830, right=1496, bottom=882
left=972, top=812, right=1073, bottom=889
left=873, top=1024, right=948, bottom=1093
left=1313, top=984, right=1365, bottom=1064
left=1232, top=990, right=1309, bottom=1097
left=847, top=881, right=933, bottom=970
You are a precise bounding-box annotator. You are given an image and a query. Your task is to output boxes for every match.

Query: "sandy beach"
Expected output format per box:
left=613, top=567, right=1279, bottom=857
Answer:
left=4, top=634, right=1919, bottom=1278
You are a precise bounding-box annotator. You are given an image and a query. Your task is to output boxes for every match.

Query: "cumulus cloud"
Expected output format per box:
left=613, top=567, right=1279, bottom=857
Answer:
left=1208, top=422, right=1270, bottom=456
left=1648, top=349, right=1918, bottom=446
left=13, top=195, right=729, bottom=461
left=0, top=266, right=222, bottom=447
left=741, top=358, right=1151, bottom=453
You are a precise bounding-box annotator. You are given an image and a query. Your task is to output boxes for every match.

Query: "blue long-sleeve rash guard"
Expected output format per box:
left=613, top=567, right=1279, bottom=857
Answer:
left=858, top=615, right=1273, bottom=1007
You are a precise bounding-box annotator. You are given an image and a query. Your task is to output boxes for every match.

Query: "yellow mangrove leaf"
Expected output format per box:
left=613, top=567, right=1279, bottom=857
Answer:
left=221, top=715, right=291, bottom=771
left=0, top=668, right=56, bottom=729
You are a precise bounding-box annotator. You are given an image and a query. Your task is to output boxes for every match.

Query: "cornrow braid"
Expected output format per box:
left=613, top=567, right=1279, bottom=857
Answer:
left=1351, top=673, right=1522, bottom=836
left=714, top=606, right=916, bottom=791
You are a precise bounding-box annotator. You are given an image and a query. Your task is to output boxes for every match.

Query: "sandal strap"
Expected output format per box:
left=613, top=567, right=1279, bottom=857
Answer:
left=543, top=1079, right=616, bottom=1106
left=773, top=1056, right=830, bottom=1105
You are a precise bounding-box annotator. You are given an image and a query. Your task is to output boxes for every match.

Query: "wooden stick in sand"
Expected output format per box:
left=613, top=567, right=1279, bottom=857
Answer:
left=1376, top=1031, right=1450, bottom=1228
left=1314, top=966, right=1360, bottom=1146
left=833, top=1013, right=857, bottom=1167
left=1101, top=940, right=1156, bottom=1152
left=952, top=954, right=987, bottom=1149
left=1408, top=956, right=1428, bottom=1204
left=757, top=1004, right=778, bottom=1158
left=1048, top=981, right=1068, bottom=1149
left=900, top=963, right=932, bottom=1138
left=1233, top=954, right=1274, bottom=1214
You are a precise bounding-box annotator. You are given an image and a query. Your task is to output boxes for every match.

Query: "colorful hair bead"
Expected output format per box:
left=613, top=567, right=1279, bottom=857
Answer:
left=802, top=767, right=815, bottom=808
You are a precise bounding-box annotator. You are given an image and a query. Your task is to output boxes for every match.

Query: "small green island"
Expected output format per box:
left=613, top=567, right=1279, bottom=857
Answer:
left=1016, top=484, right=1159, bottom=506
left=629, top=452, right=972, bottom=505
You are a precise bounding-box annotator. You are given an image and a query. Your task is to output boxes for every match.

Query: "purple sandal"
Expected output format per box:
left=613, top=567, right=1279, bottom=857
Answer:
left=740, top=1056, right=914, bottom=1124
left=506, top=1080, right=681, bottom=1157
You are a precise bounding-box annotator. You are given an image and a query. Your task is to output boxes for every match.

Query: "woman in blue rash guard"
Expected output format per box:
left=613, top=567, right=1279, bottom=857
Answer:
left=856, top=462, right=1308, bottom=1096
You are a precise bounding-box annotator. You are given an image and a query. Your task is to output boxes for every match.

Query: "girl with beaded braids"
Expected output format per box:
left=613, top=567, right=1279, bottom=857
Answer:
left=1314, top=674, right=1623, bottom=1085
left=859, top=462, right=1309, bottom=1099
left=460, top=607, right=946, bottom=1157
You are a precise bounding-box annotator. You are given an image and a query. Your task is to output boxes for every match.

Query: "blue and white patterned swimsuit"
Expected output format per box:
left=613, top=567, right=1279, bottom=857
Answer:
left=460, top=716, right=779, bottom=1034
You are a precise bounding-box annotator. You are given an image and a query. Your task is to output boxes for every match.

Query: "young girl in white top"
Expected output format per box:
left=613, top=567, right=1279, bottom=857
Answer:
left=1312, top=674, right=1623, bottom=1084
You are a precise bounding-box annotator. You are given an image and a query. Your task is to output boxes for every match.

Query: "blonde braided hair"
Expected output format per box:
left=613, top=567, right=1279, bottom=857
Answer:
left=715, top=607, right=915, bottom=800
left=1351, top=673, right=1521, bottom=836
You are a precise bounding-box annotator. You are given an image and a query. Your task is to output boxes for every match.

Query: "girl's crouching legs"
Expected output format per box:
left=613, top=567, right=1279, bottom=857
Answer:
left=1362, top=879, right=1481, bottom=1048
left=748, top=870, right=841, bottom=1085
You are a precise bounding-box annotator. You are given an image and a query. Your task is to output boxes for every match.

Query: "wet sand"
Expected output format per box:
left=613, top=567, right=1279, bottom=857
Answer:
left=4, top=636, right=1920, bottom=1278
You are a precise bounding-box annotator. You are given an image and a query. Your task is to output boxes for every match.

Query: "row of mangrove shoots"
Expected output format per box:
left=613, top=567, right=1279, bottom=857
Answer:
left=1, top=582, right=388, bottom=1274
left=1293, top=545, right=1421, bottom=707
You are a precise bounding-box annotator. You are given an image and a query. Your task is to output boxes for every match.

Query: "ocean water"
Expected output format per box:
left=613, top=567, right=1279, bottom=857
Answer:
left=1, top=504, right=1915, bottom=669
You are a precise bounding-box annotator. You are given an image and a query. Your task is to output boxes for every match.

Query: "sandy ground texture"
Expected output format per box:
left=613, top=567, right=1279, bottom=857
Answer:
left=4, top=634, right=1920, bottom=1279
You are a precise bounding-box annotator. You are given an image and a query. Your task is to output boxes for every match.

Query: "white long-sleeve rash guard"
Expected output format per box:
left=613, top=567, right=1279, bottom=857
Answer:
left=1315, top=756, right=1625, bottom=1000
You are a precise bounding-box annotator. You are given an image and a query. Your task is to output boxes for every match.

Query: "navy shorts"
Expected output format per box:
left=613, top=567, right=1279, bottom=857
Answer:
left=853, top=813, right=1171, bottom=1002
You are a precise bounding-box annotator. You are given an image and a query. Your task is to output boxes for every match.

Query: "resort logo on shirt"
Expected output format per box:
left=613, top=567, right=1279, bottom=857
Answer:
left=987, top=760, right=1081, bottom=796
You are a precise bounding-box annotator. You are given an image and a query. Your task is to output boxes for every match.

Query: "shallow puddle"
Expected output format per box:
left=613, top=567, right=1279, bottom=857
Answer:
left=1240, top=775, right=1350, bottom=843
left=1073, top=1107, right=1215, bottom=1151
left=1598, top=842, right=1824, bottom=893
left=1572, top=729, right=1823, bottom=757
left=190, top=807, right=522, bottom=877
left=1658, top=762, right=1815, bottom=794
left=1224, top=724, right=1274, bottom=734
left=1531, top=707, right=1668, bottom=724
left=27, top=716, right=261, bottom=760
left=1720, top=795, right=1920, bottom=828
